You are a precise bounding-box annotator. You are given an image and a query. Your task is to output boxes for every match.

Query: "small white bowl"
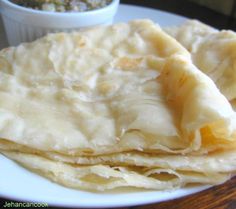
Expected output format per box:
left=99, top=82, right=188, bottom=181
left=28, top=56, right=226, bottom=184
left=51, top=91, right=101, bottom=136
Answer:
left=0, top=0, right=119, bottom=46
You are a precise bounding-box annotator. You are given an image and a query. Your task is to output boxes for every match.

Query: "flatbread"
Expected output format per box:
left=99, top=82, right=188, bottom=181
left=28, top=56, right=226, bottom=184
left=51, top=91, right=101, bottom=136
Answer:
left=0, top=20, right=191, bottom=155
left=2, top=151, right=230, bottom=191
left=0, top=20, right=236, bottom=191
left=165, top=20, right=236, bottom=102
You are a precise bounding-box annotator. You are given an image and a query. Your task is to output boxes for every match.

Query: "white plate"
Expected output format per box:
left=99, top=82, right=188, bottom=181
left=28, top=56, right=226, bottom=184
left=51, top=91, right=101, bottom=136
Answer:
left=0, top=4, right=210, bottom=208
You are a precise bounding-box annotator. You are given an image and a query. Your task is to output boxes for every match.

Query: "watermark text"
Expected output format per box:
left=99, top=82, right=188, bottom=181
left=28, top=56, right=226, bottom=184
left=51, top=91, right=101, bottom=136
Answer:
left=3, top=201, right=48, bottom=208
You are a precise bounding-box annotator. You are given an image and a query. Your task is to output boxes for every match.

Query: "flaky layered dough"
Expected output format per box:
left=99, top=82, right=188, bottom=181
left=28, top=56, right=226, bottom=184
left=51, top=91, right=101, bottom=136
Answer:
left=2, top=151, right=230, bottom=191
left=0, top=20, right=236, bottom=191
left=165, top=20, right=236, bottom=102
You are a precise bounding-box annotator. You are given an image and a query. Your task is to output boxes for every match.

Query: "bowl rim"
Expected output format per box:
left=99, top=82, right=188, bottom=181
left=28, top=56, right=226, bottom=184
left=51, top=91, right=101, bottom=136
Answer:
left=1, top=0, right=119, bottom=16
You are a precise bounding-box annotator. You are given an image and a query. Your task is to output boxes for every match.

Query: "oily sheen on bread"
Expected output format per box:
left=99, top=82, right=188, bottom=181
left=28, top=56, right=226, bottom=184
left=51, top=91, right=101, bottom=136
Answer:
left=0, top=20, right=236, bottom=191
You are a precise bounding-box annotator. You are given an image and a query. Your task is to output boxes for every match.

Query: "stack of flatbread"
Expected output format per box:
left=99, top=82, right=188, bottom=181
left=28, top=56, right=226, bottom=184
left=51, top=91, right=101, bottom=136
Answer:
left=0, top=20, right=236, bottom=191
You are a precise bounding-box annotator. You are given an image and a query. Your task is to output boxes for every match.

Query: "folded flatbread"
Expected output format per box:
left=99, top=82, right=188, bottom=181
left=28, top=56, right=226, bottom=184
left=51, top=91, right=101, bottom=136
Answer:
left=165, top=20, right=236, bottom=103
left=0, top=20, right=236, bottom=191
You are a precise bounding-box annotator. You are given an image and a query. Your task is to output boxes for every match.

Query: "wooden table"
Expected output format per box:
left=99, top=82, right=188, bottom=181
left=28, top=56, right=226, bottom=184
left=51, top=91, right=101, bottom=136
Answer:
left=131, top=177, right=236, bottom=209
left=0, top=0, right=236, bottom=208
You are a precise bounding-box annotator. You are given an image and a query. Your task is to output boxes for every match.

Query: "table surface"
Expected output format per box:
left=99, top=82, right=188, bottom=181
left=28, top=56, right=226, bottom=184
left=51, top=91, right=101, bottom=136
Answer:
left=0, top=0, right=236, bottom=208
